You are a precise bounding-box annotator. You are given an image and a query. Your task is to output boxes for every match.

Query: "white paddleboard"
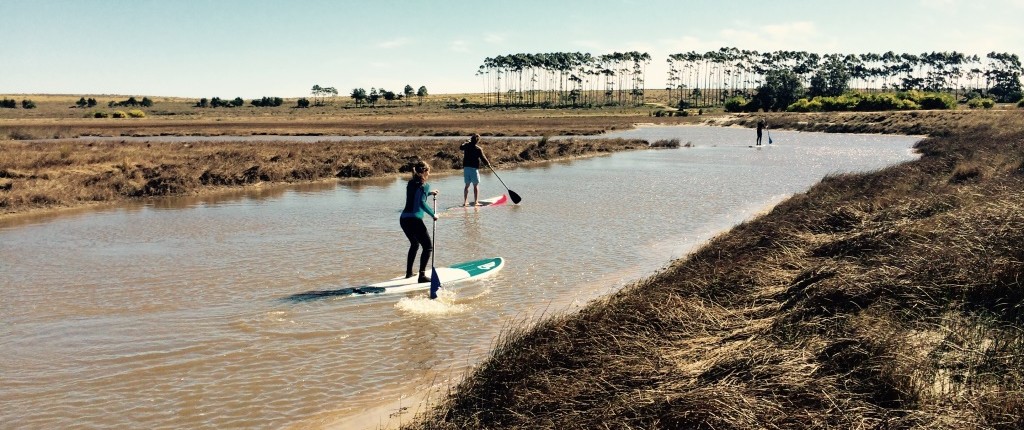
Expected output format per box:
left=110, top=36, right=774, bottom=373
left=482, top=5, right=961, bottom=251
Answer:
left=445, top=194, right=508, bottom=211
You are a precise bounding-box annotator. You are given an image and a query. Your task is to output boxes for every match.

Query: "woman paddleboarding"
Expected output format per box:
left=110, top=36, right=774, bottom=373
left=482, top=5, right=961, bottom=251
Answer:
left=400, top=161, right=438, bottom=283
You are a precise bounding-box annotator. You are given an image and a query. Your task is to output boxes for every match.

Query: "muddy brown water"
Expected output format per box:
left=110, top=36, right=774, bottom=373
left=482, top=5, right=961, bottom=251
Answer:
left=0, top=126, right=920, bottom=429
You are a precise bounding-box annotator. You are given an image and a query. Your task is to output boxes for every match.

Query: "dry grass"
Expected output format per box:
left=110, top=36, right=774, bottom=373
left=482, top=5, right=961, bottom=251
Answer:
left=405, top=110, right=1024, bottom=429
left=0, top=92, right=697, bottom=139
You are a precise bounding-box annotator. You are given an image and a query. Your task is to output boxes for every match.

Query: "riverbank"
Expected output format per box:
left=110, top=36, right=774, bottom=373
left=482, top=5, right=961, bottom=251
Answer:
left=0, top=136, right=659, bottom=220
left=404, top=110, right=1024, bottom=429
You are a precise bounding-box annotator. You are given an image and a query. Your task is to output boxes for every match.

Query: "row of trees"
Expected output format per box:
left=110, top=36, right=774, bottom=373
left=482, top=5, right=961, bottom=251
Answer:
left=310, top=85, right=338, bottom=106
left=195, top=97, right=245, bottom=108
left=349, top=85, right=428, bottom=106
left=103, top=96, right=154, bottom=108
left=188, top=86, right=430, bottom=110
left=251, top=97, right=284, bottom=107
left=476, top=52, right=652, bottom=107
left=666, top=49, right=1023, bottom=108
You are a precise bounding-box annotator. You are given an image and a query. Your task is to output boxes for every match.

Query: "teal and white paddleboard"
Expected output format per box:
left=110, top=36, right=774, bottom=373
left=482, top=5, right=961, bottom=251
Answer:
left=288, top=257, right=505, bottom=300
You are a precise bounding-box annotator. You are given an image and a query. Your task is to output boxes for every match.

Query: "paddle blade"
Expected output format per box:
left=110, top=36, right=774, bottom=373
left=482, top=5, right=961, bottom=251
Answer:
left=428, top=267, right=441, bottom=299
left=508, top=189, right=522, bottom=204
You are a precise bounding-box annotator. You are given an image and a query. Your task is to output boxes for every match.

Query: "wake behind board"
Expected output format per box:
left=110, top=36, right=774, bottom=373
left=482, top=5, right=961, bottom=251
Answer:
left=287, top=257, right=504, bottom=301
left=444, top=194, right=508, bottom=211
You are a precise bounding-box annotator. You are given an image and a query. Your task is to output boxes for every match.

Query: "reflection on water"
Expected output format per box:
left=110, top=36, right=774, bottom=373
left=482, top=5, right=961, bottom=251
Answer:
left=0, top=126, right=920, bottom=429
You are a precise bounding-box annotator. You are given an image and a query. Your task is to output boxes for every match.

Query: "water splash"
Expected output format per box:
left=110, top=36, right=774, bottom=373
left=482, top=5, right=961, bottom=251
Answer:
left=395, top=289, right=469, bottom=315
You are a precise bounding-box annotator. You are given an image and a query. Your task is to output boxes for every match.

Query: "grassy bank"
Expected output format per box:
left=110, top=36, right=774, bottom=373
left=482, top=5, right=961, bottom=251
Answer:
left=405, top=111, right=1024, bottom=429
left=0, top=136, right=656, bottom=218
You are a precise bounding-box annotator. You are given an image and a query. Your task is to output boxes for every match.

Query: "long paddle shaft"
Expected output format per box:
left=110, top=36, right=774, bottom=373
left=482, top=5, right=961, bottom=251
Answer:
left=487, top=165, right=522, bottom=204
left=429, top=196, right=441, bottom=299
left=431, top=195, right=436, bottom=269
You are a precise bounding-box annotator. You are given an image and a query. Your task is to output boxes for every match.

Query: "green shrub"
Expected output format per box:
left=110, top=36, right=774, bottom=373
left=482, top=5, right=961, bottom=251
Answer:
left=919, top=94, right=956, bottom=109
left=21, top=99, right=36, bottom=109
left=787, top=98, right=822, bottom=112
left=127, top=109, right=146, bottom=118
left=93, top=111, right=109, bottom=118
left=111, top=111, right=127, bottom=118
left=967, top=98, right=995, bottom=109
left=903, top=90, right=956, bottom=110
left=724, top=96, right=747, bottom=112
left=818, top=95, right=858, bottom=111
left=855, top=93, right=909, bottom=111
left=1017, top=98, right=1024, bottom=108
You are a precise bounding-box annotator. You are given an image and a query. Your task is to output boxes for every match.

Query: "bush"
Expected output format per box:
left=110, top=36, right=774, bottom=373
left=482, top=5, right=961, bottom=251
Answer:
left=111, top=111, right=127, bottom=118
left=1, top=98, right=16, bottom=108
left=818, top=95, right=859, bottom=111
left=787, top=98, right=823, bottom=112
left=855, top=93, right=914, bottom=111
left=296, top=98, right=310, bottom=108
left=1017, top=98, right=1024, bottom=108
left=21, top=99, right=36, bottom=109
left=724, top=96, right=747, bottom=113
left=788, top=91, right=950, bottom=112
left=127, top=109, right=146, bottom=118
left=967, top=98, right=995, bottom=109
left=251, top=97, right=284, bottom=107
left=93, top=111, right=109, bottom=118
left=903, top=90, right=956, bottom=110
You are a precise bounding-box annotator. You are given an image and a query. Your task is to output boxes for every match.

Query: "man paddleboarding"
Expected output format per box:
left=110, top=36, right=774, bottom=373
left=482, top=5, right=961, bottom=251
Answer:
left=756, top=118, right=768, bottom=146
left=400, top=161, right=438, bottom=283
left=460, top=133, right=491, bottom=206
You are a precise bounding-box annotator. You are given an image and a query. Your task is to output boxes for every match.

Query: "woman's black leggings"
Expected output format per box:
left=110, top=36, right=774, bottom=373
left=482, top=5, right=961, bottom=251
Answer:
left=400, top=217, right=432, bottom=277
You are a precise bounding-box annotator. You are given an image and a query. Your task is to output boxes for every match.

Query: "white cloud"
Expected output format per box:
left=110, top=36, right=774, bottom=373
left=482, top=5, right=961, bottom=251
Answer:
left=376, top=37, right=413, bottom=49
left=449, top=39, right=470, bottom=52
left=484, top=33, right=506, bottom=44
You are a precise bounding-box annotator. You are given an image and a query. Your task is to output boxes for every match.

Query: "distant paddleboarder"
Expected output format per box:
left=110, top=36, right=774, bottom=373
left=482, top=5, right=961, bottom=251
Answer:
left=400, top=161, right=438, bottom=283
left=756, top=118, right=768, bottom=146
left=460, top=133, right=491, bottom=206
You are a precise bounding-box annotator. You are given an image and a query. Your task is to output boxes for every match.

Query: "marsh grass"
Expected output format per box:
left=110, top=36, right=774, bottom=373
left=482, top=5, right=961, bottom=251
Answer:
left=405, top=111, right=1024, bottom=429
left=0, top=93, right=697, bottom=139
left=0, top=137, right=649, bottom=216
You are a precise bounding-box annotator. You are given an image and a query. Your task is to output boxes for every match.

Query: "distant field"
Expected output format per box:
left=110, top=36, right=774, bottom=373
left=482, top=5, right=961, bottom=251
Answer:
left=0, top=91, right=695, bottom=139
left=0, top=90, right=683, bottom=120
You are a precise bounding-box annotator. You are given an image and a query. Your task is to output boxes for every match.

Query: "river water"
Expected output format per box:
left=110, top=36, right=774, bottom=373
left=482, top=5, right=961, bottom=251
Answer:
left=0, top=126, right=920, bottom=429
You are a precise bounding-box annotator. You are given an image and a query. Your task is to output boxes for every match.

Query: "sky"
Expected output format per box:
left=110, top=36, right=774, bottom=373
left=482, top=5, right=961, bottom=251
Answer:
left=2, top=0, right=1023, bottom=99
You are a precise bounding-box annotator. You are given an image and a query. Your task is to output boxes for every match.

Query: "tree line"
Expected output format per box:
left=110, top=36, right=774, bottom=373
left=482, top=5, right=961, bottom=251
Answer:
left=467, top=49, right=1021, bottom=110
left=348, top=84, right=428, bottom=107
left=666, top=49, right=1023, bottom=109
left=476, top=51, right=652, bottom=107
